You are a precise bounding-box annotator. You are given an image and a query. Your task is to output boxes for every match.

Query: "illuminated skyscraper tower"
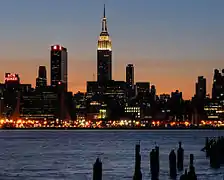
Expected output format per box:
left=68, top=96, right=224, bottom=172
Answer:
left=97, top=4, right=112, bottom=84
left=50, top=45, right=68, bottom=91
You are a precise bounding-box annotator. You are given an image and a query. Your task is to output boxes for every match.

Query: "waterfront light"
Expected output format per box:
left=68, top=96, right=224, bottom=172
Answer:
left=0, top=118, right=222, bottom=129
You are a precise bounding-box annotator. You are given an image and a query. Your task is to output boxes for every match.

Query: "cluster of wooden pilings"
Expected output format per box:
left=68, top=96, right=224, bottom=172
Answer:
left=202, top=136, right=224, bottom=169
left=93, top=142, right=197, bottom=180
left=148, top=142, right=197, bottom=180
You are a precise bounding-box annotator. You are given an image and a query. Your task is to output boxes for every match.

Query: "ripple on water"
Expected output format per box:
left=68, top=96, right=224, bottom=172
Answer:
left=0, top=130, right=223, bottom=180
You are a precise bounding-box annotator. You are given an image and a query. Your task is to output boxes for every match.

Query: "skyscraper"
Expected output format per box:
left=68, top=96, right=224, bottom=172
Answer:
left=97, top=4, right=112, bottom=84
left=36, top=66, right=47, bottom=88
left=212, top=69, right=223, bottom=100
left=50, top=45, right=68, bottom=91
left=195, top=76, right=206, bottom=99
left=151, top=85, right=156, bottom=100
left=126, top=64, right=134, bottom=88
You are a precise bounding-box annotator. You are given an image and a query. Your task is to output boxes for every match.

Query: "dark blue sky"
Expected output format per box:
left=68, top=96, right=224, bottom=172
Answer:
left=0, top=0, right=223, bottom=98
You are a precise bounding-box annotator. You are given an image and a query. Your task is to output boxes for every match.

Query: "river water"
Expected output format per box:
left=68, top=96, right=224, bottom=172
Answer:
left=0, top=130, right=223, bottom=180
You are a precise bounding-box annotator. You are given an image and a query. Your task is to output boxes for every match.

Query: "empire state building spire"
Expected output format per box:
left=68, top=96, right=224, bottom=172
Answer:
left=97, top=4, right=112, bottom=84
left=102, top=4, right=108, bottom=32
left=104, top=4, right=106, bottom=18
left=98, top=4, right=112, bottom=51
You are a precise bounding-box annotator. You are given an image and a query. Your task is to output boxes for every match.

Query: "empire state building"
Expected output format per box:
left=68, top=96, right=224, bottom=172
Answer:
left=97, top=5, right=112, bottom=84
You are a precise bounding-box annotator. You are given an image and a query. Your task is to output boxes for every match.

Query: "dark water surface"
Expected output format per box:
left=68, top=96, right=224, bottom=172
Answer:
left=0, top=130, right=223, bottom=180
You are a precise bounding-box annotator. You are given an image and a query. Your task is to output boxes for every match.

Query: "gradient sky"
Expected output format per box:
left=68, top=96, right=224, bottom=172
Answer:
left=0, top=0, right=223, bottom=99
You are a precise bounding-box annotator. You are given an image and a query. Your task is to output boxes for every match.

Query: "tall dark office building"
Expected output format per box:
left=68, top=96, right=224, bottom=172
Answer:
left=151, top=85, right=156, bottom=100
left=50, top=45, right=68, bottom=91
left=97, top=5, right=112, bottom=84
left=212, top=69, right=223, bottom=100
left=195, top=76, right=206, bottom=99
left=126, top=64, right=134, bottom=88
left=36, top=66, right=47, bottom=88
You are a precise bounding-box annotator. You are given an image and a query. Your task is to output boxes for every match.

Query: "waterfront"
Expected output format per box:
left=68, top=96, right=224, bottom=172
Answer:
left=0, top=130, right=223, bottom=179
left=1, top=118, right=224, bottom=129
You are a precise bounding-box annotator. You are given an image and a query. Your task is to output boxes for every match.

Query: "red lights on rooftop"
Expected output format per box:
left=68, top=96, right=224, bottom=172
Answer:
left=52, top=45, right=62, bottom=51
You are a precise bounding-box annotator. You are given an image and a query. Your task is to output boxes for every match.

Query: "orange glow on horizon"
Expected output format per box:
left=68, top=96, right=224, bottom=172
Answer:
left=0, top=58, right=223, bottom=100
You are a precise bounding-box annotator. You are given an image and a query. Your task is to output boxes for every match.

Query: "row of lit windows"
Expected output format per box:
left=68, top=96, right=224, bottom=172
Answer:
left=125, top=107, right=140, bottom=110
left=161, top=110, right=171, bottom=113
left=125, top=110, right=140, bottom=113
left=204, top=108, right=220, bottom=111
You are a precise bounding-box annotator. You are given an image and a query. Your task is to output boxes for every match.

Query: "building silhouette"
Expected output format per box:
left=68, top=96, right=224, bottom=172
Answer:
left=2, top=73, right=31, bottom=119
left=126, top=64, right=134, bottom=88
left=126, top=64, right=135, bottom=99
left=196, top=76, right=206, bottom=99
left=151, top=85, right=156, bottom=100
left=97, top=4, right=112, bottom=84
left=50, top=45, right=68, bottom=91
left=136, top=82, right=150, bottom=94
left=212, top=69, right=224, bottom=101
left=20, top=86, right=59, bottom=120
left=36, top=66, right=47, bottom=88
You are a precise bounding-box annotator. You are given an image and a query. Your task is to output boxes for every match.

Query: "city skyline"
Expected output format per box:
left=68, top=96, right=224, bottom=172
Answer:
left=0, top=0, right=224, bottom=99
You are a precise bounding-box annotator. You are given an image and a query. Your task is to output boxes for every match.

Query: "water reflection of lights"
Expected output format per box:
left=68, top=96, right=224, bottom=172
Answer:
left=0, top=118, right=223, bottom=128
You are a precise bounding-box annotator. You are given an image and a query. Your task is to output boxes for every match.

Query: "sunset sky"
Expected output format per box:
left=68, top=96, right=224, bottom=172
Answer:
left=0, top=0, right=223, bottom=99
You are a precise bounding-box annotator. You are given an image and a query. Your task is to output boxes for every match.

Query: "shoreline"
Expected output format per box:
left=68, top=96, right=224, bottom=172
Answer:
left=1, top=127, right=224, bottom=131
